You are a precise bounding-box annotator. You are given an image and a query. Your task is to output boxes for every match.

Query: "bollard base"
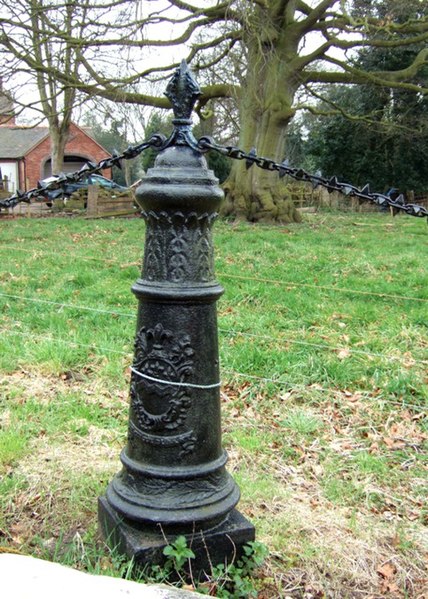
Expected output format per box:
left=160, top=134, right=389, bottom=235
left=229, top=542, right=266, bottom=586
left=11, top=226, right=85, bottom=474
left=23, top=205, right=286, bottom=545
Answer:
left=98, top=495, right=255, bottom=578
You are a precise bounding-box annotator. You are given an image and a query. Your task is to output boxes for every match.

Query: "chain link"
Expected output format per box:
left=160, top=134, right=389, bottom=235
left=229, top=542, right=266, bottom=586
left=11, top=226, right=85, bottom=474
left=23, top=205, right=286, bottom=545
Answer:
left=0, top=134, right=166, bottom=210
left=197, top=136, right=428, bottom=219
left=2, top=130, right=426, bottom=219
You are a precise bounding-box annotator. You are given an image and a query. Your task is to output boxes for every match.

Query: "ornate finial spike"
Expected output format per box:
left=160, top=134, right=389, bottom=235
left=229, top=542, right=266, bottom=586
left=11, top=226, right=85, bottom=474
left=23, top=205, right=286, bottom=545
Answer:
left=165, top=60, right=201, bottom=120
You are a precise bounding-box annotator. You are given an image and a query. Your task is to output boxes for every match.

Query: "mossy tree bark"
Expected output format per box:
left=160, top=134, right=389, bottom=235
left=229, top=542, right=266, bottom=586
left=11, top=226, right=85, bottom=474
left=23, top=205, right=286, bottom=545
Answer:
left=221, top=9, right=303, bottom=223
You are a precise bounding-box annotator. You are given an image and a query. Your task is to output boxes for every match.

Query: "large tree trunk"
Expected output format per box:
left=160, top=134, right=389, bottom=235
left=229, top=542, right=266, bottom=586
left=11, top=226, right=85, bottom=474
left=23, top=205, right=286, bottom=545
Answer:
left=222, top=123, right=302, bottom=223
left=222, top=76, right=302, bottom=222
left=221, top=7, right=302, bottom=223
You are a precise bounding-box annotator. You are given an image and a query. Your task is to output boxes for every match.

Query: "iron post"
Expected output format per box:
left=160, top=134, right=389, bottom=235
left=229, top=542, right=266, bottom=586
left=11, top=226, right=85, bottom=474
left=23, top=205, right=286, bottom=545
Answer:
left=98, top=61, right=255, bottom=574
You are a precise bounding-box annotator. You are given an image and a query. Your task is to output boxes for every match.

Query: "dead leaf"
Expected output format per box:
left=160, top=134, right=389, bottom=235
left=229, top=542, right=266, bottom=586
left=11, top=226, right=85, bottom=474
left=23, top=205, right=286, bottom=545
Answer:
left=311, top=463, right=324, bottom=477
left=383, top=437, right=406, bottom=450
left=390, top=424, right=400, bottom=436
left=99, top=557, right=113, bottom=571
left=9, top=523, right=28, bottom=546
left=385, top=582, right=400, bottom=593
left=407, top=512, right=420, bottom=521
left=377, top=562, right=396, bottom=580
left=120, top=261, right=139, bottom=269
left=347, top=393, right=362, bottom=402
left=369, top=442, right=379, bottom=453
left=337, top=348, right=351, bottom=360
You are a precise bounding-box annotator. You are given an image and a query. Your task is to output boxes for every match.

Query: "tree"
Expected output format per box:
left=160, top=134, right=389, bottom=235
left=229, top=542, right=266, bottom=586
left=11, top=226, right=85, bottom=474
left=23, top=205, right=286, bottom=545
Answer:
left=140, top=110, right=232, bottom=182
left=81, top=98, right=151, bottom=185
left=0, top=0, right=150, bottom=175
left=2, top=0, right=427, bottom=220
left=0, top=0, right=96, bottom=174
left=300, top=0, right=428, bottom=194
left=83, top=116, right=138, bottom=186
left=302, top=81, right=428, bottom=194
left=139, top=112, right=174, bottom=174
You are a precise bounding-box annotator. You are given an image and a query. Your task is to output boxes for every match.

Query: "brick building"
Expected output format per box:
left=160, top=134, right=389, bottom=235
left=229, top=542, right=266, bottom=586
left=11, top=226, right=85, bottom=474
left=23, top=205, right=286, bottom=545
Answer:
left=0, top=87, right=111, bottom=193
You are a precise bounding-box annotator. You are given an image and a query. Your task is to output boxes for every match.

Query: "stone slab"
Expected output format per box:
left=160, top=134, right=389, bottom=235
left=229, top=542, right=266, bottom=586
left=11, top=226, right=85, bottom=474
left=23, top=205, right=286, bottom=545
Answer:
left=0, top=553, right=201, bottom=598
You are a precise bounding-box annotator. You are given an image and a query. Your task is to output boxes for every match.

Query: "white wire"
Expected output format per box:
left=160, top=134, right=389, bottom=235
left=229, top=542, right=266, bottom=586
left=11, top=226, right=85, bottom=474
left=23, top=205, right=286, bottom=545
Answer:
left=1, top=243, right=427, bottom=303
left=1, top=328, right=426, bottom=411
left=130, top=366, right=221, bottom=389
left=0, top=294, right=426, bottom=366
left=221, top=272, right=428, bottom=303
left=0, top=292, right=135, bottom=317
left=0, top=327, right=130, bottom=355
left=221, top=369, right=427, bottom=412
left=219, top=328, right=428, bottom=365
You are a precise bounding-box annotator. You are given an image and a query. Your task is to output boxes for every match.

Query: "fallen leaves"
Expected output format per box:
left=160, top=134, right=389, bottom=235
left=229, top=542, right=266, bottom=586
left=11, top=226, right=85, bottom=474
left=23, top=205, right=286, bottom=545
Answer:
left=383, top=436, right=407, bottom=450
left=336, top=347, right=351, bottom=360
left=377, top=561, right=401, bottom=595
left=383, top=422, right=427, bottom=451
left=343, top=390, right=363, bottom=402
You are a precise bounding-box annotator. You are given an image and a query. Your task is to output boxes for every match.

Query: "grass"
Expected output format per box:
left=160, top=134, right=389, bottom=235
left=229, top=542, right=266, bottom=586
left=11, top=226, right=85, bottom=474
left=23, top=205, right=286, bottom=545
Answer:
left=0, top=210, right=427, bottom=597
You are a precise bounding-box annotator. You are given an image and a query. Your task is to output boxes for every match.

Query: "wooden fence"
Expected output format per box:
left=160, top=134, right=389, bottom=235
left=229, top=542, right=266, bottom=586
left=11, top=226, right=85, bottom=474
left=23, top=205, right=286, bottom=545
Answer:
left=85, top=185, right=137, bottom=218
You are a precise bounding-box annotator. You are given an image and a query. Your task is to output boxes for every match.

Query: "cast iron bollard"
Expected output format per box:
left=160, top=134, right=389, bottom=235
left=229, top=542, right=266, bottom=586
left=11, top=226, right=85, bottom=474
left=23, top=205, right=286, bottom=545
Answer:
left=98, top=61, right=255, bottom=574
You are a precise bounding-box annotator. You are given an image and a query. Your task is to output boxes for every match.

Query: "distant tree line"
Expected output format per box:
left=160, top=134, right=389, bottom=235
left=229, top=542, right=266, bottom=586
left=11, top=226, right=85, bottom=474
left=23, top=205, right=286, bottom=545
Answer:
left=287, top=0, right=428, bottom=196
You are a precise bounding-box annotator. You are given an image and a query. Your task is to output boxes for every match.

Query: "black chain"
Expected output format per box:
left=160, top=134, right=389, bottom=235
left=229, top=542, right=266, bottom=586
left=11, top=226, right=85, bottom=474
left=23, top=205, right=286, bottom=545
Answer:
left=197, top=136, right=428, bottom=219
left=0, top=134, right=166, bottom=210
left=2, top=130, right=426, bottom=220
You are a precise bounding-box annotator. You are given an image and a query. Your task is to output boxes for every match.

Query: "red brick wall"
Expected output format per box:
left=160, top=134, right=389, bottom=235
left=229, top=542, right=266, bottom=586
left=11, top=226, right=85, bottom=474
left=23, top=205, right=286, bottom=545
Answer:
left=24, top=122, right=111, bottom=190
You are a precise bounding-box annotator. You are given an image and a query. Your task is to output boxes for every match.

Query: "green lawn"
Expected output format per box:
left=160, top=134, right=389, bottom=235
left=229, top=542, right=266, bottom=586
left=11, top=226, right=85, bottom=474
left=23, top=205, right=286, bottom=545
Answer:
left=0, top=211, right=427, bottom=597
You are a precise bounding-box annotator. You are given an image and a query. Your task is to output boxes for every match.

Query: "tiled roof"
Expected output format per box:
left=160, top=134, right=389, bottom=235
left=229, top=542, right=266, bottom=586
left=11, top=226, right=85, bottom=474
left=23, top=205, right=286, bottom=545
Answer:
left=0, top=126, right=49, bottom=158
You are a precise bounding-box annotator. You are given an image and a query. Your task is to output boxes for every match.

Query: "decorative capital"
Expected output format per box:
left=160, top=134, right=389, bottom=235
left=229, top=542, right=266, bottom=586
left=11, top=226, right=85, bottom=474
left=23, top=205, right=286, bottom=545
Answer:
left=165, top=60, right=201, bottom=121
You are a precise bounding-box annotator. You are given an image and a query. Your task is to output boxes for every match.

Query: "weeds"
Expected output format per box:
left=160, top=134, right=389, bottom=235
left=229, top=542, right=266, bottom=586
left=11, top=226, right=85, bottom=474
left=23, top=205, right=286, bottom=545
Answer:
left=163, top=535, right=196, bottom=572
left=158, top=536, right=268, bottom=598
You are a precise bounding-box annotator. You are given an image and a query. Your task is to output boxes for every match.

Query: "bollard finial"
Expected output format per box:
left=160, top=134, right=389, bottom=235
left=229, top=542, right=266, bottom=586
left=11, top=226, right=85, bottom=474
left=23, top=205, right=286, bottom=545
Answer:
left=165, top=60, right=201, bottom=121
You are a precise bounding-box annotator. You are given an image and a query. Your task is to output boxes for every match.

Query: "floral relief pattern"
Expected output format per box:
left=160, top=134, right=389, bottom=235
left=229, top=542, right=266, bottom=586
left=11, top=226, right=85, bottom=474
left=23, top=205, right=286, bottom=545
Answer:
left=142, top=210, right=216, bottom=283
left=129, top=323, right=197, bottom=456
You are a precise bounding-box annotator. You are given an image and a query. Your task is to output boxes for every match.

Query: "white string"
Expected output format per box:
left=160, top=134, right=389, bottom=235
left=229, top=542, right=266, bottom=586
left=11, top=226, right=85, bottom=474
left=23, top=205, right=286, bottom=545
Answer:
left=1, top=303, right=426, bottom=366
left=0, top=327, right=129, bottom=355
left=219, top=328, right=428, bottom=365
left=221, top=272, right=428, bottom=303
left=221, top=369, right=428, bottom=411
left=0, top=328, right=426, bottom=411
left=130, top=366, right=221, bottom=389
left=3, top=288, right=427, bottom=365
left=0, top=292, right=135, bottom=317
left=0, top=244, right=120, bottom=265
left=1, top=243, right=427, bottom=303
